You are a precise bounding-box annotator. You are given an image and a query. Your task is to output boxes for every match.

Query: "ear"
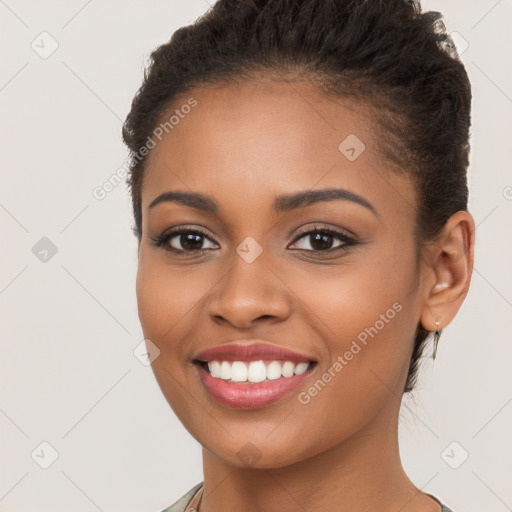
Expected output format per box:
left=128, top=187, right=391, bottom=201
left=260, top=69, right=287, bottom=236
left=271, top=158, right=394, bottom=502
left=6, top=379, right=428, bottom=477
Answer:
left=420, top=211, right=475, bottom=332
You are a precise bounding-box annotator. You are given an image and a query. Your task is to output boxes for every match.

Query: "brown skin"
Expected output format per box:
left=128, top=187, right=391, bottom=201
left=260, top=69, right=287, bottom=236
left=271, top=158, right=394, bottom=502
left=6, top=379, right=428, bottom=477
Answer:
left=136, top=79, right=474, bottom=512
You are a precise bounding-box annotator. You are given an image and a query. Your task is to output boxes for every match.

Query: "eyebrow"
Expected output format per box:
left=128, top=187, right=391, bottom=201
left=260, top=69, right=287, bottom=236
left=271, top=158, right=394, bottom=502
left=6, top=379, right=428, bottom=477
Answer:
left=148, top=188, right=377, bottom=216
left=149, top=191, right=219, bottom=213
left=274, top=188, right=377, bottom=215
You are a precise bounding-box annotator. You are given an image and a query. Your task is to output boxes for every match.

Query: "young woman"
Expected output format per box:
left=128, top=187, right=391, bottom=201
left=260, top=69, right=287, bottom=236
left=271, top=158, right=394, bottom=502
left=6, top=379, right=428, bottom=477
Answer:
left=122, top=1, right=474, bottom=510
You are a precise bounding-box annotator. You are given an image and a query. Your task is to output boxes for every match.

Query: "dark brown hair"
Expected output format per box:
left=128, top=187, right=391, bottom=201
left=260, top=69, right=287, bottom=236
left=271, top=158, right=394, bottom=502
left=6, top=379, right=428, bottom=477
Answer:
left=122, top=0, right=472, bottom=393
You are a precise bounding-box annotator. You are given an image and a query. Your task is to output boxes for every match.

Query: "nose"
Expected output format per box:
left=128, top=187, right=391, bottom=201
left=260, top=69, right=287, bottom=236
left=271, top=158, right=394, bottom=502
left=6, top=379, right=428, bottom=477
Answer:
left=208, top=252, right=292, bottom=329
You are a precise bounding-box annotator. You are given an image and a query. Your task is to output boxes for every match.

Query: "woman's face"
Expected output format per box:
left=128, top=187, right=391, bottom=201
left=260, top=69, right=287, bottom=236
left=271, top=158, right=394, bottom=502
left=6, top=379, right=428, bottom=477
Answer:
left=136, top=79, right=428, bottom=468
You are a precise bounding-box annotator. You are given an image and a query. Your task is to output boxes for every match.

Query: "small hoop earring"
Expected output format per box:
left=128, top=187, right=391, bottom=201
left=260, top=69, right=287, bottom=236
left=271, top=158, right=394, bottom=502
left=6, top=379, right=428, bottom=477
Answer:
left=432, top=320, right=441, bottom=360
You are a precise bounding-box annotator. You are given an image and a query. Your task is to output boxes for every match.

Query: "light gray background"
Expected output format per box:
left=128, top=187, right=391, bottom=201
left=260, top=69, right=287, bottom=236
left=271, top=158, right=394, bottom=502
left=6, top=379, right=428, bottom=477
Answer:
left=0, top=1, right=510, bottom=511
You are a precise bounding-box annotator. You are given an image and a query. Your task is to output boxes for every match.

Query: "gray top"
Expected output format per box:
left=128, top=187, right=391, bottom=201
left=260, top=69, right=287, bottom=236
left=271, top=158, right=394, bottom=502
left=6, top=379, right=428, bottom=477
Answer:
left=161, top=483, right=203, bottom=512
left=160, top=483, right=455, bottom=512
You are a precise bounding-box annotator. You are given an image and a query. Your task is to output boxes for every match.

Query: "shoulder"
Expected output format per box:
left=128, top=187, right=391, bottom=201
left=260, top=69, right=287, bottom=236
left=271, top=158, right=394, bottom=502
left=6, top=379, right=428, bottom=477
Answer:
left=159, top=482, right=203, bottom=512
left=158, top=486, right=455, bottom=512
left=427, top=493, right=456, bottom=512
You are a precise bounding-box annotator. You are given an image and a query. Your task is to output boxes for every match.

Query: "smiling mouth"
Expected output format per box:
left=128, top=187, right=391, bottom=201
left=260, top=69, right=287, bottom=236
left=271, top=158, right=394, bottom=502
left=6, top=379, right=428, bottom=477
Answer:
left=194, top=359, right=317, bottom=383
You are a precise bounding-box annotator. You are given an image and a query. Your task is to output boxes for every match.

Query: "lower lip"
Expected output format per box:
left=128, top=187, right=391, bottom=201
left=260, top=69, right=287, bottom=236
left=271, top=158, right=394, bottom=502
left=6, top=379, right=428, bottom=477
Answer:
left=196, top=364, right=315, bottom=409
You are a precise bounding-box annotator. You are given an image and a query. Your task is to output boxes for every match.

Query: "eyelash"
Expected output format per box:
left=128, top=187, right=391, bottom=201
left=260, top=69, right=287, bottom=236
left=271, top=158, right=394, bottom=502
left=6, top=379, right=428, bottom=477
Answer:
left=151, top=225, right=358, bottom=256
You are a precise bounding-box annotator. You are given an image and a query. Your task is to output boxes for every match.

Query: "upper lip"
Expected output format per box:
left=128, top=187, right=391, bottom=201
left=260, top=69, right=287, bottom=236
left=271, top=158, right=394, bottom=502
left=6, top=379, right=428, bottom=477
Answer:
left=193, top=341, right=316, bottom=364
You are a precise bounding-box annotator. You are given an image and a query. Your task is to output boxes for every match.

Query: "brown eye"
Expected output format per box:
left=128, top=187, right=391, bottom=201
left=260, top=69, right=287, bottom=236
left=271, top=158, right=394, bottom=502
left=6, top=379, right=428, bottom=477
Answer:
left=152, top=229, right=219, bottom=252
left=289, top=227, right=356, bottom=252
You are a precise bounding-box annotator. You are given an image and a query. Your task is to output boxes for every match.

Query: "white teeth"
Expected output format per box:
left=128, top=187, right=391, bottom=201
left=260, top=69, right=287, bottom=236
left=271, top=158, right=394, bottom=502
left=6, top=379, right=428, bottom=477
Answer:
left=207, top=361, right=221, bottom=378
left=247, top=360, right=267, bottom=383
left=266, top=360, right=282, bottom=380
left=281, top=361, right=295, bottom=378
left=220, top=361, right=231, bottom=380
left=231, top=361, right=248, bottom=382
left=204, top=360, right=311, bottom=382
left=294, top=362, right=309, bottom=375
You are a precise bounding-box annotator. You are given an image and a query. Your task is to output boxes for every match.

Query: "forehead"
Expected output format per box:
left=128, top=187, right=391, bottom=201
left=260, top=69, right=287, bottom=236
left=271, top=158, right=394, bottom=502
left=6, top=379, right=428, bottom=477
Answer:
left=141, top=79, right=415, bottom=218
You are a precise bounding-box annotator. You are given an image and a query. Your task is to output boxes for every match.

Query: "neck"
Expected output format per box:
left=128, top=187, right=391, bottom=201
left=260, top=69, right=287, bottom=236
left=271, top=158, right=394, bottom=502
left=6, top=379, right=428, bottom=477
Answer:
left=198, top=402, right=440, bottom=512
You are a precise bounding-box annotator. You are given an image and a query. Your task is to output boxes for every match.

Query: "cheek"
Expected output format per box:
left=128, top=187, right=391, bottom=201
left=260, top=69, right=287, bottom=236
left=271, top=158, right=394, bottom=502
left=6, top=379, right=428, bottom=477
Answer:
left=135, top=252, right=212, bottom=345
left=286, top=247, right=420, bottom=392
left=135, top=251, right=211, bottom=421
left=274, top=262, right=420, bottom=461
left=288, top=251, right=417, bottom=341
